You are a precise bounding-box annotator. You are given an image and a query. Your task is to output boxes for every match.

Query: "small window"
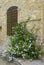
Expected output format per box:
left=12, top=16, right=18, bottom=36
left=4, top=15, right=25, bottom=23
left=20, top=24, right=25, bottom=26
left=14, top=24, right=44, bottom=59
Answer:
left=7, top=6, right=18, bottom=35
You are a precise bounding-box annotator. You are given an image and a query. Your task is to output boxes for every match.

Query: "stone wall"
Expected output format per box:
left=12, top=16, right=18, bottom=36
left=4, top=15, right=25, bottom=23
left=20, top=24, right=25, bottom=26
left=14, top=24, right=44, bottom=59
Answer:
left=0, top=0, right=44, bottom=44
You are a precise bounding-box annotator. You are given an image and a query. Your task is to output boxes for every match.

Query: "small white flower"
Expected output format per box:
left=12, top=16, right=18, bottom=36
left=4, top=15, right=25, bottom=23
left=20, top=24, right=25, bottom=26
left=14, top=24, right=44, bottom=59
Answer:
left=21, top=51, right=23, bottom=53
left=30, top=38, right=32, bottom=40
left=29, top=41, right=31, bottom=43
left=19, top=43, right=20, bottom=44
left=28, top=44, right=31, bottom=48
left=22, top=54, right=25, bottom=56
left=15, top=45, right=18, bottom=48
left=19, top=53, right=21, bottom=54
left=22, top=54, right=25, bottom=58
left=22, top=45, right=24, bottom=48
left=16, top=46, right=18, bottom=48
left=24, top=49, right=26, bottom=51
left=32, top=52, right=34, bottom=54
left=24, top=49, right=27, bottom=52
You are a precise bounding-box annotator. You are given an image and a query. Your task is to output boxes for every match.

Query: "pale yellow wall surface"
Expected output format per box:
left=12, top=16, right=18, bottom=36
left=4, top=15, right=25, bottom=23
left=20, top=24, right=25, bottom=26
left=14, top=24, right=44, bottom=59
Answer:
left=0, top=0, right=44, bottom=44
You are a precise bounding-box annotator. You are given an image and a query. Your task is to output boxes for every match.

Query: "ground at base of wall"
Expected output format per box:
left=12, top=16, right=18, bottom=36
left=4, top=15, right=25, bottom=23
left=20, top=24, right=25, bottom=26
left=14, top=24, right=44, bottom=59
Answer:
left=0, top=57, right=44, bottom=65
left=19, top=59, right=44, bottom=65
left=17, top=58, right=44, bottom=65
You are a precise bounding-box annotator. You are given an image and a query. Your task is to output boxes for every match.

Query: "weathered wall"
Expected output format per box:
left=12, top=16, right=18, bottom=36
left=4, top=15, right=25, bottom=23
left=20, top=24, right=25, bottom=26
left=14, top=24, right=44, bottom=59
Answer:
left=0, top=0, right=44, bottom=44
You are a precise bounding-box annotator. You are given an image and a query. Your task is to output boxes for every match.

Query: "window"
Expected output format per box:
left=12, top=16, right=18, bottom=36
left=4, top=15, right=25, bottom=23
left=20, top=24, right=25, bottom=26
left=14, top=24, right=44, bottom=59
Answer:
left=7, top=6, right=18, bottom=35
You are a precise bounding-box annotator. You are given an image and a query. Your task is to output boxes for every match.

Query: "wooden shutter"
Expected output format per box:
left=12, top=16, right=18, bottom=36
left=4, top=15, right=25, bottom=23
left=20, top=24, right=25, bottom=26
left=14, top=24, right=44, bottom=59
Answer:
left=7, top=6, right=18, bottom=35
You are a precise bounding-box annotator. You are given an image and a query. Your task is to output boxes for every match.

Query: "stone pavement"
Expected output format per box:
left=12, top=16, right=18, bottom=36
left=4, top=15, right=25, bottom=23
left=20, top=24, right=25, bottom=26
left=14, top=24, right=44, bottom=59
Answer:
left=22, top=60, right=44, bottom=65
left=18, top=59, right=44, bottom=65
left=0, top=56, right=44, bottom=65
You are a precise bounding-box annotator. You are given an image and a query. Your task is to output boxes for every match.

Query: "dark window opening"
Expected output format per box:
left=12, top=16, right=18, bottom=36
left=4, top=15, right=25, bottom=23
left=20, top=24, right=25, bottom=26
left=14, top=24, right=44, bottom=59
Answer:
left=7, top=6, right=18, bottom=35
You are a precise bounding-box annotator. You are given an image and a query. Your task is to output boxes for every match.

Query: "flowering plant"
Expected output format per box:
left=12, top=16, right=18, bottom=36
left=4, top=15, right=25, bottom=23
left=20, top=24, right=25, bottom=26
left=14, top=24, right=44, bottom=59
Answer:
left=6, top=17, right=41, bottom=59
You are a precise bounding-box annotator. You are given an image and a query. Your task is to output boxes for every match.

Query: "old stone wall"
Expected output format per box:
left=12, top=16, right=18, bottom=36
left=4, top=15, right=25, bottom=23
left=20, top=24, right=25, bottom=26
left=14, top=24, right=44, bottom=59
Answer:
left=0, top=0, right=44, bottom=44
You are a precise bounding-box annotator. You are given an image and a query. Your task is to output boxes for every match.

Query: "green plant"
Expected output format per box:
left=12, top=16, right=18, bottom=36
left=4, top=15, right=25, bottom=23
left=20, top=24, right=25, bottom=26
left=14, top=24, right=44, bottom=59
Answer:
left=6, top=17, right=41, bottom=59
